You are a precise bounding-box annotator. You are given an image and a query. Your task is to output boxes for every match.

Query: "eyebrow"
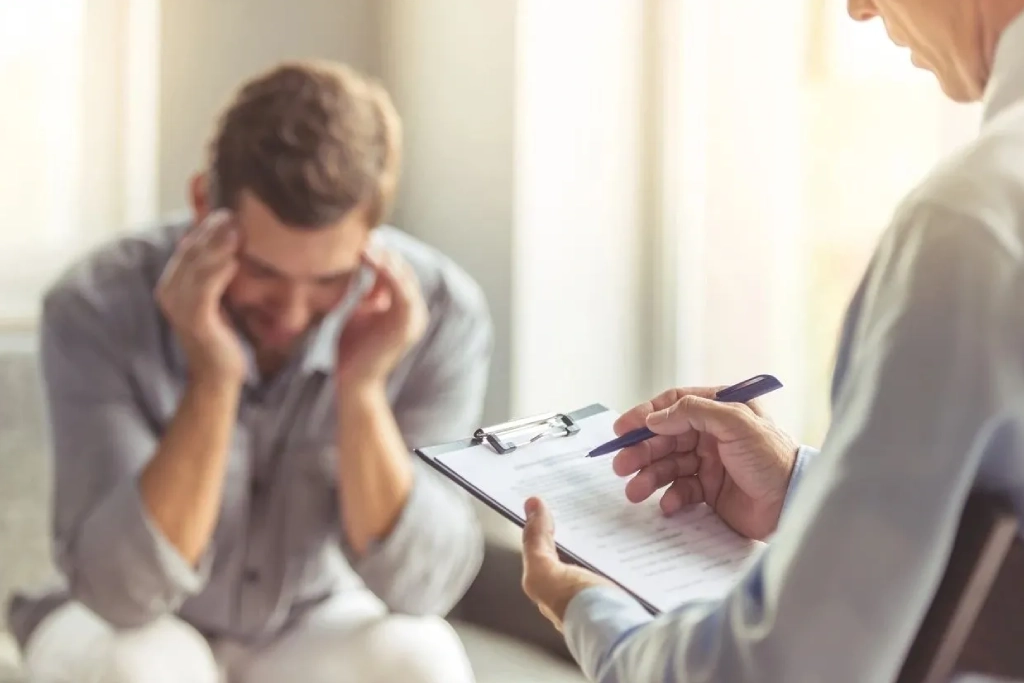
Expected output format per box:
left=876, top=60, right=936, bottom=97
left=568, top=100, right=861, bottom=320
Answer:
left=240, top=252, right=354, bottom=282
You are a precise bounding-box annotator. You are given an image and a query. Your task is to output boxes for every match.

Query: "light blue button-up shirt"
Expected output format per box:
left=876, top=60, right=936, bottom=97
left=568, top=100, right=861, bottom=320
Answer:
left=562, top=12, right=1024, bottom=683
left=7, top=220, right=493, bottom=649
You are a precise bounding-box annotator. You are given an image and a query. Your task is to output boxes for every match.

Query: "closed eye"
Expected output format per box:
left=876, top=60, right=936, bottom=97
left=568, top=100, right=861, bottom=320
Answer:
left=241, top=258, right=280, bottom=279
left=314, top=274, right=351, bottom=287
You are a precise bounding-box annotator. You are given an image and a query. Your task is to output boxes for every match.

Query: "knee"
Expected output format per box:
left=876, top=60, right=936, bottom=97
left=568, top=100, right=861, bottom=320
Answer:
left=244, top=614, right=473, bottom=683
left=375, top=615, right=474, bottom=683
left=25, top=603, right=219, bottom=683
left=101, top=616, right=219, bottom=683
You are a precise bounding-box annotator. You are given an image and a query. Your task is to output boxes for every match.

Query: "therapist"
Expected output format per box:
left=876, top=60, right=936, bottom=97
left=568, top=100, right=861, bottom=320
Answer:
left=521, top=0, right=1024, bottom=681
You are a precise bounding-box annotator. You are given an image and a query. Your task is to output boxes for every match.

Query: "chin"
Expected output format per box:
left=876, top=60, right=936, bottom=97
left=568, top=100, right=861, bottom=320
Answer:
left=935, top=75, right=982, bottom=104
left=256, top=334, right=300, bottom=354
left=242, top=320, right=292, bottom=355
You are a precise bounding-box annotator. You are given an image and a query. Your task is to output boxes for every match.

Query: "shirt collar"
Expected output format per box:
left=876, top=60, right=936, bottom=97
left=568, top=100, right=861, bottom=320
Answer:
left=299, top=260, right=378, bottom=374
left=300, top=304, right=348, bottom=374
left=982, top=9, right=1024, bottom=126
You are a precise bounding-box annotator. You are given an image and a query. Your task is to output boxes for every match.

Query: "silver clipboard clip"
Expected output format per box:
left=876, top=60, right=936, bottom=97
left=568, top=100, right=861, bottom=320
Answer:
left=473, top=412, right=581, bottom=454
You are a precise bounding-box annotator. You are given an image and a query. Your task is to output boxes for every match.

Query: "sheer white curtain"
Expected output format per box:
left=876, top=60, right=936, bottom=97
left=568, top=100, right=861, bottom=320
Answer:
left=655, top=0, right=980, bottom=442
left=0, top=0, right=159, bottom=324
left=654, top=0, right=811, bottom=436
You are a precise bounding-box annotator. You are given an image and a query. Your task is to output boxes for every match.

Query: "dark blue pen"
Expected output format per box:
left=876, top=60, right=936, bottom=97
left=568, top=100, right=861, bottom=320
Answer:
left=586, top=374, right=783, bottom=458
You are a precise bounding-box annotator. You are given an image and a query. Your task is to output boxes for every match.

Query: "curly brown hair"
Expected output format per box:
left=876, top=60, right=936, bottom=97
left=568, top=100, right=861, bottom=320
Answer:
left=206, top=59, right=401, bottom=229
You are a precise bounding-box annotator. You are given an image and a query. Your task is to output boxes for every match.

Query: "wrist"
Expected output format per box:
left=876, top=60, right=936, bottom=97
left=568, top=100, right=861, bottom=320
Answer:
left=337, top=377, right=389, bottom=405
left=186, top=353, right=246, bottom=386
left=186, top=370, right=244, bottom=402
left=548, top=573, right=614, bottom=626
left=336, top=380, right=391, bottom=430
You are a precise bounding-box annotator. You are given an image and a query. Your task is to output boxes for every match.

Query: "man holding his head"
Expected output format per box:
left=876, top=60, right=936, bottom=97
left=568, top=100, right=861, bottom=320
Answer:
left=522, top=1, right=1024, bottom=681
left=8, top=60, right=491, bottom=683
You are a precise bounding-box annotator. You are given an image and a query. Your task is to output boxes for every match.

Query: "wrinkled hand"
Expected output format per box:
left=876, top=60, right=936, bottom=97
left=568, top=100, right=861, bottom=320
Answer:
left=521, top=497, right=613, bottom=631
left=612, top=387, right=799, bottom=540
left=336, top=249, right=428, bottom=388
left=156, top=210, right=246, bottom=383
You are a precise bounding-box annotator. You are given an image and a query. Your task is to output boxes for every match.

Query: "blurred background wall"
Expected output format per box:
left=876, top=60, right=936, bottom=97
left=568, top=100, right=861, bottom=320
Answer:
left=0, top=0, right=983, bottom=443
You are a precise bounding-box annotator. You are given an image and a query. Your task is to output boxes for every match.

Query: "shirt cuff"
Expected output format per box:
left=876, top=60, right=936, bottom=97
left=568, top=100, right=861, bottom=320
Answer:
left=563, top=585, right=654, bottom=681
left=780, top=445, right=819, bottom=517
left=348, top=464, right=483, bottom=614
left=69, top=475, right=211, bottom=625
left=350, top=469, right=432, bottom=575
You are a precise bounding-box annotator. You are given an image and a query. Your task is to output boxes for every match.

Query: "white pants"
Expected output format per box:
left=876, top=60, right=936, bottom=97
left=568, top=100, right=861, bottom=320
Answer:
left=23, top=595, right=476, bottom=683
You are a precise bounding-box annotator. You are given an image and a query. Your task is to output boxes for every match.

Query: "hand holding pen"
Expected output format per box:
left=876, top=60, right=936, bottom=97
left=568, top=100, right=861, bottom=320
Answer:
left=601, top=374, right=801, bottom=541
left=588, top=374, right=782, bottom=457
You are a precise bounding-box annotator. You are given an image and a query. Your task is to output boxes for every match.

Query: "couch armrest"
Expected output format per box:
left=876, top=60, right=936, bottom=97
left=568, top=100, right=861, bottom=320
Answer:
left=451, top=536, right=573, bottom=663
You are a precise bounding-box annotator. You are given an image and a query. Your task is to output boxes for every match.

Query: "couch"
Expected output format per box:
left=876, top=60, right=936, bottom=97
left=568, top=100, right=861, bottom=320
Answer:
left=0, top=349, right=585, bottom=682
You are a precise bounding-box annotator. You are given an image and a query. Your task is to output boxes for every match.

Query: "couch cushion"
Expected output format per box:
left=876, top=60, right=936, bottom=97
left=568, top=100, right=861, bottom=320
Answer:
left=0, top=349, right=53, bottom=639
left=0, top=632, right=23, bottom=683
left=452, top=620, right=585, bottom=682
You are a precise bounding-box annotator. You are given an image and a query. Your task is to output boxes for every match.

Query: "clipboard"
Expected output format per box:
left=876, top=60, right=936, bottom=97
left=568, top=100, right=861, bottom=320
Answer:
left=414, top=403, right=664, bottom=613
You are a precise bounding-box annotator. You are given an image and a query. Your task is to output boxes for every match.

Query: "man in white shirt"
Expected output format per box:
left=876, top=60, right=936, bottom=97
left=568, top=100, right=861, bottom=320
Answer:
left=520, top=1, right=1024, bottom=681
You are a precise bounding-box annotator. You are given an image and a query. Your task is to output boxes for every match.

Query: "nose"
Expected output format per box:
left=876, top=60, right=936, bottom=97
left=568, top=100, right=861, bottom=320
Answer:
left=275, top=285, right=312, bottom=334
left=847, top=0, right=878, bottom=21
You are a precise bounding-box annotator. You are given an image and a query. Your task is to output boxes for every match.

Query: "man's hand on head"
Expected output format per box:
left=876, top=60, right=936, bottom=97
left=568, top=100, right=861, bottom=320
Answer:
left=156, top=210, right=247, bottom=385
left=335, top=248, right=428, bottom=391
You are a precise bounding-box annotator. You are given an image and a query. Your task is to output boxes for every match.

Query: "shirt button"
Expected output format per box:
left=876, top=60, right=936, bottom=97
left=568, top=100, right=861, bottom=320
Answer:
left=244, top=568, right=261, bottom=583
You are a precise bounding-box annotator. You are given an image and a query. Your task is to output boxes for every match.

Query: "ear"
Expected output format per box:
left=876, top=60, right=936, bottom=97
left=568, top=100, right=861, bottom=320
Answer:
left=189, top=172, right=211, bottom=223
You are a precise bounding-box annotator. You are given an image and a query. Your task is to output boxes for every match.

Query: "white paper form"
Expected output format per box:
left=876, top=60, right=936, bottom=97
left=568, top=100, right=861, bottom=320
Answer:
left=436, top=410, right=764, bottom=612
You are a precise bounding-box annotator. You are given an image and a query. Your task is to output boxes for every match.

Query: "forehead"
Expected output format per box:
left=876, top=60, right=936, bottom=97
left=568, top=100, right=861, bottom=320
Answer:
left=234, top=191, right=369, bottom=277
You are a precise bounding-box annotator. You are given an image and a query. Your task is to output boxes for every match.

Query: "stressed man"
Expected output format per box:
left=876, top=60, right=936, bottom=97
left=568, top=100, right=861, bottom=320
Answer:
left=8, top=60, right=491, bottom=683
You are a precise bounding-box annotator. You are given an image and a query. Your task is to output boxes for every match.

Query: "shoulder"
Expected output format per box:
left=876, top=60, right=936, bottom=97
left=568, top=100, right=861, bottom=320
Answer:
left=371, top=225, right=491, bottom=327
left=892, top=107, right=1024, bottom=263
left=844, top=120, right=1024, bottom=348
left=42, top=219, right=185, bottom=338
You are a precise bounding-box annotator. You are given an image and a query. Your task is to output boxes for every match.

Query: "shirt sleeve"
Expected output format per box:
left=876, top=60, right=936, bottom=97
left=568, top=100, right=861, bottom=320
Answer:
left=780, top=445, right=818, bottom=518
left=41, top=284, right=212, bottom=629
left=349, top=270, right=493, bottom=615
left=562, top=204, right=1024, bottom=682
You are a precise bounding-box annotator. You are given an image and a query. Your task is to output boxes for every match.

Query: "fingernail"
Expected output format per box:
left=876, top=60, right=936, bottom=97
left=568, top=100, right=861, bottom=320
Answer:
left=207, top=209, right=231, bottom=227
left=524, top=498, right=538, bottom=518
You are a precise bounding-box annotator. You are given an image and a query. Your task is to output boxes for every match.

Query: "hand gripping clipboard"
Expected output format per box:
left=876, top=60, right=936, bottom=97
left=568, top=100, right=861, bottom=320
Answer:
left=414, top=404, right=664, bottom=614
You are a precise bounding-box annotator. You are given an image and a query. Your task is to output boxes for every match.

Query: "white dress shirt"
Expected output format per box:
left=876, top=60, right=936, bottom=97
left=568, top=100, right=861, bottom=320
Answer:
left=562, top=11, right=1024, bottom=683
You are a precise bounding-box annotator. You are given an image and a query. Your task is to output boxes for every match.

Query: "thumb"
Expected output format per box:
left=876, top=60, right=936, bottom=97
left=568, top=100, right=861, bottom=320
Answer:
left=522, top=497, right=558, bottom=561
left=355, top=282, right=392, bottom=315
left=646, top=395, right=751, bottom=439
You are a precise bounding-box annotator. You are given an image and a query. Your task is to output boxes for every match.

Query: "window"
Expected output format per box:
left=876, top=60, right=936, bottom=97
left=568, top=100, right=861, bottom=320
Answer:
left=800, top=1, right=980, bottom=442
left=0, top=1, right=86, bottom=321
left=659, top=0, right=980, bottom=444
left=0, top=0, right=158, bottom=324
